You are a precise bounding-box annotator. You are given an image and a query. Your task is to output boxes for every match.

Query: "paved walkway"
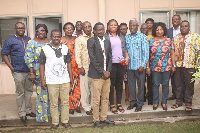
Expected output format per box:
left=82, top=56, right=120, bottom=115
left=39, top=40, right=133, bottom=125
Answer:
left=0, top=82, right=200, bottom=128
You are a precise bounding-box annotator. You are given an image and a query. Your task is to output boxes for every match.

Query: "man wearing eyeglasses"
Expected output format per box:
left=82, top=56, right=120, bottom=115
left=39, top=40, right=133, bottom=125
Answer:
left=2, top=22, right=35, bottom=122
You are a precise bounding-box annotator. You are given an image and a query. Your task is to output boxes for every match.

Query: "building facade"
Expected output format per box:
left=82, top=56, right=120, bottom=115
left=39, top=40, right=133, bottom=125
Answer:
left=0, top=0, right=200, bottom=94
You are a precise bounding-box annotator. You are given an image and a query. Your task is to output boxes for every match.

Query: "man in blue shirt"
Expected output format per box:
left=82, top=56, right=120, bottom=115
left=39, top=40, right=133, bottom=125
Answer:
left=2, top=22, right=35, bottom=122
left=125, top=18, right=149, bottom=112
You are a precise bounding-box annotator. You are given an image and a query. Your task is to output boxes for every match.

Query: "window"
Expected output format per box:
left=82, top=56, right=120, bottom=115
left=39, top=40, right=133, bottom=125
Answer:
left=0, top=17, right=28, bottom=62
left=34, top=16, right=63, bottom=39
left=175, top=10, right=200, bottom=34
left=140, top=11, right=171, bottom=29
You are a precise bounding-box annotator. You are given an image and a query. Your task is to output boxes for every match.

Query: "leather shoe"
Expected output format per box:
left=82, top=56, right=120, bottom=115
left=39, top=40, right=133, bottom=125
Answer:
left=127, top=103, right=137, bottom=110
left=86, top=110, right=93, bottom=115
left=62, top=123, right=71, bottom=128
left=94, top=121, right=103, bottom=129
left=135, top=107, right=142, bottom=112
left=101, top=119, right=115, bottom=125
left=20, top=116, right=28, bottom=122
left=26, top=112, right=36, bottom=117
left=168, top=97, right=176, bottom=100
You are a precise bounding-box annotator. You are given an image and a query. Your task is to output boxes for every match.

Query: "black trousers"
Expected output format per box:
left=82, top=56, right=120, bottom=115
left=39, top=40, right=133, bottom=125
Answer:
left=109, top=63, right=125, bottom=105
left=175, top=67, right=195, bottom=106
left=147, top=74, right=153, bottom=103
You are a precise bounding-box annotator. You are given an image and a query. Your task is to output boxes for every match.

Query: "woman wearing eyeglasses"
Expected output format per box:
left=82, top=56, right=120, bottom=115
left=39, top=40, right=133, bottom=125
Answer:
left=61, top=22, right=81, bottom=115
left=25, top=24, right=51, bottom=122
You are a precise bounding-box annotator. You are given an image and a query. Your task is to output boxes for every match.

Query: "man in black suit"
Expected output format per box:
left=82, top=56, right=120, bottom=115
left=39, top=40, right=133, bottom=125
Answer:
left=87, top=22, right=114, bottom=128
left=167, top=15, right=185, bottom=101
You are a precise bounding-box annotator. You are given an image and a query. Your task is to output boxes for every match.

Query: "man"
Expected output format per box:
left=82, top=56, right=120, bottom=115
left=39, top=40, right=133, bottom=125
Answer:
left=2, top=22, right=36, bottom=122
left=39, top=29, right=73, bottom=130
left=73, top=21, right=83, bottom=37
left=167, top=15, right=185, bottom=101
left=75, top=21, right=94, bottom=115
left=126, top=19, right=149, bottom=112
left=140, top=23, right=153, bottom=105
left=171, top=21, right=200, bottom=112
left=87, top=22, right=114, bottom=128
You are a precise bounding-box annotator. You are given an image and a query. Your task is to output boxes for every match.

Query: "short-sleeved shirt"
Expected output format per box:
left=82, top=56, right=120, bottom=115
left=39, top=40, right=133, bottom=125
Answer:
left=2, top=35, right=31, bottom=73
left=149, top=38, right=174, bottom=72
left=173, top=32, right=200, bottom=68
left=39, top=43, right=71, bottom=84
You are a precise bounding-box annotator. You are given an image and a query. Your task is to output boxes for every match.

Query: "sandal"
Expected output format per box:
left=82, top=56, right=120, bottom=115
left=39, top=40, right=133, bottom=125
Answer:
left=185, top=106, right=192, bottom=112
left=171, top=103, right=181, bottom=109
left=110, top=105, right=118, bottom=114
left=117, top=104, right=125, bottom=113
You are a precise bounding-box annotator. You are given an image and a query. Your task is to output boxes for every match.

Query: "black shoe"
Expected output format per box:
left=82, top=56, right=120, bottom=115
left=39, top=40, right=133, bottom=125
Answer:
left=162, top=105, right=167, bottom=111
left=26, top=112, right=36, bottom=117
left=135, top=107, right=142, bottom=112
left=76, top=109, right=82, bottom=113
left=20, top=116, right=28, bottom=122
left=153, top=105, right=158, bottom=110
left=148, top=101, right=153, bottom=105
left=62, top=123, right=71, bottom=128
left=94, top=121, right=103, bottom=129
left=127, top=103, right=137, bottom=110
left=69, top=110, right=74, bottom=115
left=50, top=125, right=59, bottom=131
left=86, top=110, right=93, bottom=115
left=101, top=119, right=115, bottom=125
left=168, top=97, right=176, bottom=100
left=183, top=99, right=185, bottom=103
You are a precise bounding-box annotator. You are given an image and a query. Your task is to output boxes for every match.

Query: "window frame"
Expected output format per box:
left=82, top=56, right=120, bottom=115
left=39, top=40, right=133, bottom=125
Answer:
left=139, top=10, right=171, bottom=28
left=0, top=16, right=29, bottom=63
left=33, top=15, right=64, bottom=38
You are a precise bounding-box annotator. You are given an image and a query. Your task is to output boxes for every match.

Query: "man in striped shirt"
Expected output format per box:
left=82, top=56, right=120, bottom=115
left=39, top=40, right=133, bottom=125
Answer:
left=125, top=18, right=149, bottom=112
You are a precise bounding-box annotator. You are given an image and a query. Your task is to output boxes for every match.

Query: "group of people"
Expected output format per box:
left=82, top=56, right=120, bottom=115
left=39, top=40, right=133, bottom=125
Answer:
left=2, top=14, right=199, bottom=130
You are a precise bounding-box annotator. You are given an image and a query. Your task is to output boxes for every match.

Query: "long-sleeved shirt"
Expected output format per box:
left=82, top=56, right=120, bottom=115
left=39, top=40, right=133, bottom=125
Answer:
left=125, top=31, right=149, bottom=70
left=75, top=33, right=94, bottom=71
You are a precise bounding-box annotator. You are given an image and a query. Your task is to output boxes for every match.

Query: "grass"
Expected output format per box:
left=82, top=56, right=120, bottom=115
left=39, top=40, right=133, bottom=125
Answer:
left=2, top=119, right=200, bottom=133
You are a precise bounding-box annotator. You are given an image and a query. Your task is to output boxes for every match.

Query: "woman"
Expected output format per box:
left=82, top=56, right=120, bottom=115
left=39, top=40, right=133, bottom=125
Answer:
left=146, top=22, right=176, bottom=111
left=25, top=24, right=51, bottom=122
left=61, top=22, right=81, bottom=114
left=105, top=19, right=129, bottom=114
left=119, top=23, right=130, bottom=105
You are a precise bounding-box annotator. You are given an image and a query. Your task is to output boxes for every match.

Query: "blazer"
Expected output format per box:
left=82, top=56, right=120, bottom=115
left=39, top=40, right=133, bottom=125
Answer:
left=87, top=36, right=112, bottom=79
left=104, top=33, right=127, bottom=59
left=167, top=27, right=173, bottom=40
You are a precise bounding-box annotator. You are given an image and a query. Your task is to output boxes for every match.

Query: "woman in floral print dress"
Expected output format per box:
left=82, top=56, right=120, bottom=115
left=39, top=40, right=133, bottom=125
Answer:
left=25, top=24, right=51, bottom=122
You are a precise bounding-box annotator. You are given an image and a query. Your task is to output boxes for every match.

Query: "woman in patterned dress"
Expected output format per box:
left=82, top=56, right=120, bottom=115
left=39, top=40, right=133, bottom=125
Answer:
left=25, top=24, right=51, bottom=122
left=61, top=22, right=81, bottom=114
left=146, top=22, right=176, bottom=111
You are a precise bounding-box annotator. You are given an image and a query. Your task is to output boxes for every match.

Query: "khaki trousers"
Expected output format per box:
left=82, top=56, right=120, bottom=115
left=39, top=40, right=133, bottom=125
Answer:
left=92, top=78, right=110, bottom=122
left=80, top=71, right=93, bottom=111
left=12, top=72, right=33, bottom=117
left=48, top=83, right=70, bottom=125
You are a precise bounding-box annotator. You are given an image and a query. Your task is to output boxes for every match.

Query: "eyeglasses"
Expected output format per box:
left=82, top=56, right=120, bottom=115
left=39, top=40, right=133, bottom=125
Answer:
left=120, top=28, right=127, bottom=31
left=36, top=29, right=46, bottom=33
left=65, top=27, right=74, bottom=30
left=16, top=27, right=25, bottom=29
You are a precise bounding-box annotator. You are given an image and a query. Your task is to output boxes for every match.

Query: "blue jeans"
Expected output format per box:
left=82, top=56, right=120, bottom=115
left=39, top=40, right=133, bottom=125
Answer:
left=152, top=71, right=171, bottom=105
